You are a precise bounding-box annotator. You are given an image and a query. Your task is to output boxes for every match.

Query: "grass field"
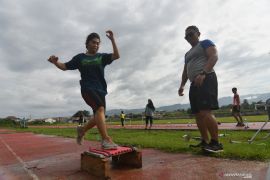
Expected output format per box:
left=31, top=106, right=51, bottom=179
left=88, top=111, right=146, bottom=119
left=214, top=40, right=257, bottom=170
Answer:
left=2, top=115, right=269, bottom=161
left=8, top=115, right=265, bottom=127
left=13, top=126, right=270, bottom=162
left=107, top=115, right=268, bottom=125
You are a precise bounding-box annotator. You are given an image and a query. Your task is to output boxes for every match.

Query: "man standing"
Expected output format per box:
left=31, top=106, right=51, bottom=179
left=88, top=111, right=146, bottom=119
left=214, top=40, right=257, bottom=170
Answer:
left=120, top=111, right=125, bottom=127
left=78, top=112, right=85, bottom=126
left=232, top=87, right=244, bottom=126
left=178, top=25, right=223, bottom=153
left=266, top=98, right=270, bottom=120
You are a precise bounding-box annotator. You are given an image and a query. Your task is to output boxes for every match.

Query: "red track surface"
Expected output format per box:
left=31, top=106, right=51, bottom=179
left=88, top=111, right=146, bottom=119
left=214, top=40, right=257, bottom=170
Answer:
left=0, top=127, right=269, bottom=180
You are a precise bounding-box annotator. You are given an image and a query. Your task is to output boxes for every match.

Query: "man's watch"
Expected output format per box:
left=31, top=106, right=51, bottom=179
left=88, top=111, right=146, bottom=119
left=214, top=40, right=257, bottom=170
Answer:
left=200, top=70, right=207, bottom=76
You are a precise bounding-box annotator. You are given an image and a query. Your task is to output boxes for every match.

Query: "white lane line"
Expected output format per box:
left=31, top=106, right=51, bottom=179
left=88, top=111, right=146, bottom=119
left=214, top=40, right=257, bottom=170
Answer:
left=0, top=137, right=39, bottom=180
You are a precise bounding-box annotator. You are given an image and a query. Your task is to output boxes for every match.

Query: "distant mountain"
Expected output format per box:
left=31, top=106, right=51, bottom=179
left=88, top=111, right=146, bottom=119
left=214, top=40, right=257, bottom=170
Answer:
left=106, top=108, right=145, bottom=116
left=218, top=92, right=270, bottom=106
left=155, top=103, right=190, bottom=111
left=106, top=103, right=191, bottom=115
left=106, top=93, right=270, bottom=115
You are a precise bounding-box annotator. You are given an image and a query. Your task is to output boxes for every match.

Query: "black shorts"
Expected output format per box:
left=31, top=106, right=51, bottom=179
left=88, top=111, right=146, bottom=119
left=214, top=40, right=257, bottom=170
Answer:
left=232, top=105, right=241, bottom=113
left=145, top=116, right=153, bottom=124
left=81, top=89, right=106, bottom=114
left=189, top=72, right=219, bottom=114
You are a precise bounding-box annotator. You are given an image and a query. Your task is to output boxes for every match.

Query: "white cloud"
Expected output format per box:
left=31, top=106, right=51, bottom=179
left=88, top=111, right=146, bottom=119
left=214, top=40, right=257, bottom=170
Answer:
left=0, top=0, right=270, bottom=118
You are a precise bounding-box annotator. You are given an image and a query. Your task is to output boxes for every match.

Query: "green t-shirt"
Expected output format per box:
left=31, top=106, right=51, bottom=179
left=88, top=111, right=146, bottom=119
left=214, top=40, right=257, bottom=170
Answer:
left=65, top=53, right=113, bottom=95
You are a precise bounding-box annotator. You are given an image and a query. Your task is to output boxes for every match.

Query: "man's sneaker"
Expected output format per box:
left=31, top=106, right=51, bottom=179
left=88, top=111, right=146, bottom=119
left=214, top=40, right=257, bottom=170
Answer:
left=204, top=141, right=223, bottom=153
left=76, top=126, right=84, bottom=145
left=101, top=140, right=118, bottom=150
left=239, top=123, right=245, bottom=127
left=189, top=140, right=208, bottom=148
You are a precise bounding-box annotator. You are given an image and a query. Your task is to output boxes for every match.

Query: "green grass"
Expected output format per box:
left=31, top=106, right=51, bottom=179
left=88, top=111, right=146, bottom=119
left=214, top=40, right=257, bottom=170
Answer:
left=107, top=115, right=268, bottom=125
left=14, top=127, right=270, bottom=161
left=16, top=115, right=267, bottom=127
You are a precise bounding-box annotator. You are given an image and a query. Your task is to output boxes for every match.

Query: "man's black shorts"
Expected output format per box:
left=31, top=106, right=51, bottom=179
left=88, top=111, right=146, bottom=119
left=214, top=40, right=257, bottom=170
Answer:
left=81, top=89, right=106, bottom=114
left=232, top=105, right=241, bottom=113
left=189, top=72, right=219, bottom=114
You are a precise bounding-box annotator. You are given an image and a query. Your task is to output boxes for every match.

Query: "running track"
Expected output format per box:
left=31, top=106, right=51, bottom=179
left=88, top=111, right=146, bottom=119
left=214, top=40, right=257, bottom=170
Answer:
left=0, top=127, right=270, bottom=180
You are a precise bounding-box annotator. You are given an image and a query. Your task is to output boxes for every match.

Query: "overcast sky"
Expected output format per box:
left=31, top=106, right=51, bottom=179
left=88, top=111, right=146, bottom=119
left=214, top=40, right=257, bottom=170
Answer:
left=0, top=0, right=270, bottom=118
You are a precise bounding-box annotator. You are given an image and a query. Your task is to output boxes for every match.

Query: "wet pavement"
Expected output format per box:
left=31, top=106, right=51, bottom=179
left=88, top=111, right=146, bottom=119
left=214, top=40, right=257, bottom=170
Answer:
left=0, top=128, right=269, bottom=180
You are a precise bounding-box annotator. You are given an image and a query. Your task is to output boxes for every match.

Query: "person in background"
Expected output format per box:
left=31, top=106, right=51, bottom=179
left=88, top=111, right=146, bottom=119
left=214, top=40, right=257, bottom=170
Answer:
left=120, top=111, right=125, bottom=127
left=145, top=99, right=155, bottom=130
left=78, top=112, right=84, bottom=126
left=266, top=98, right=270, bottom=120
left=232, top=87, right=244, bottom=126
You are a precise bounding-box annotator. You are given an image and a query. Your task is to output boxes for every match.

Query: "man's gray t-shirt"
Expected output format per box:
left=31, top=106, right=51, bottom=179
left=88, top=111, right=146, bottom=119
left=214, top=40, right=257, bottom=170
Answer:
left=185, top=39, right=216, bottom=82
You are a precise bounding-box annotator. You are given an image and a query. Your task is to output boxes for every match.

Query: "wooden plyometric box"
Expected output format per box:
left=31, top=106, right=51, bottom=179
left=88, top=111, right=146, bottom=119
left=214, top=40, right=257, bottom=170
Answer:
left=81, top=146, right=142, bottom=179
